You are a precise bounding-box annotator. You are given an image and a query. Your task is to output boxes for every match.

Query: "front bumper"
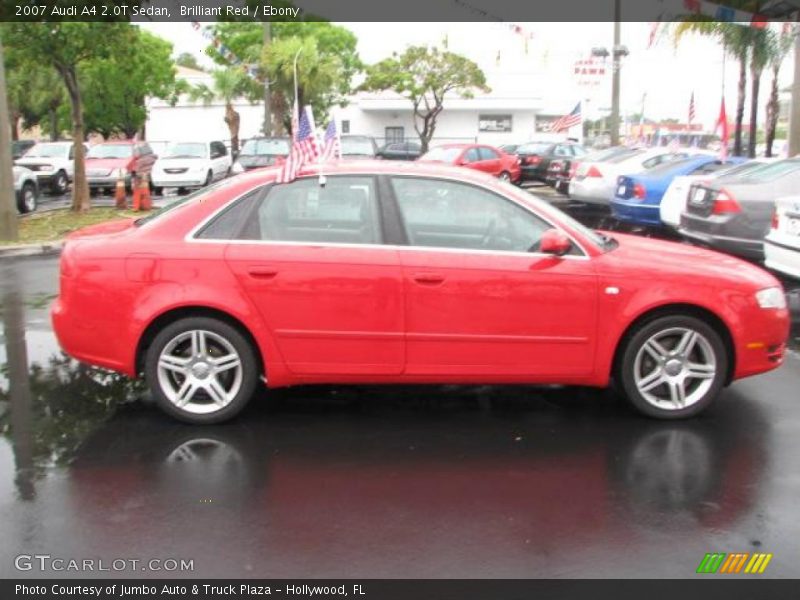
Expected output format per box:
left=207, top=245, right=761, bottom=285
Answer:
left=87, top=175, right=131, bottom=189
left=732, top=300, right=790, bottom=380
left=152, top=174, right=207, bottom=188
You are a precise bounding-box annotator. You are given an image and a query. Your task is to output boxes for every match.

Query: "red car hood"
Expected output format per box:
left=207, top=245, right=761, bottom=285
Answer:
left=602, top=232, right=780, bottom=289
left=68, top=218, right=137, bottom=240
left=85, top=157, right=129, bottom=169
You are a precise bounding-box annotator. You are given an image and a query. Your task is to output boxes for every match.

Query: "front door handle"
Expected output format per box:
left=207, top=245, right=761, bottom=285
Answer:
left=247, top=267, right=278, bottom=280
left=412, top=272, right=445, bottom=285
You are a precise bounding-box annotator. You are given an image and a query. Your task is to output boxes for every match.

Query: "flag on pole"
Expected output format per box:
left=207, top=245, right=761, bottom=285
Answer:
left=320, top=120, right=341, bottom=162
left=550, top=102, right=581, bottom=133
left=277, top=105, right=319, bottom=184
left=688, top=91, right=696, bottom=125
left=716, top=98, right=729, bottom=161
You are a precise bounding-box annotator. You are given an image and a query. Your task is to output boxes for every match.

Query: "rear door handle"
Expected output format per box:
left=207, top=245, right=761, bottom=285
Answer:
left=247, top=267, right=278, bottom=280
left=412, top=272, right=445, bottom=285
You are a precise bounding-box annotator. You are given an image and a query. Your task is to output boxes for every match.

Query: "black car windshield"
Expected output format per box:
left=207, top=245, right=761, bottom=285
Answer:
left=517, top=142, right=553, bottom=154
left=163, top=142, right=206, bottom=159
left=240, top=139, right=289, bottom=156
left=87, top=144, right=133, bottom=159
left=341, top=137, right=376, bottom=156
left=421, top=147, right=463, bottom=162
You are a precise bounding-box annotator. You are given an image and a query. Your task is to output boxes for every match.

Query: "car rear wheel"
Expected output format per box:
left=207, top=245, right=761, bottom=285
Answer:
left=145, top=317, right=260, bottom=424
left=617, top=315, right=727, bottom=419
left=17, top=182, right=37, bottom=213
left=498, top=171, right=511, bottom=182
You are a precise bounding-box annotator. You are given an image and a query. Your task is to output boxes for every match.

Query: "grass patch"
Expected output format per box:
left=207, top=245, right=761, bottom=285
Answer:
left=1, top=208, right=141, bottom=245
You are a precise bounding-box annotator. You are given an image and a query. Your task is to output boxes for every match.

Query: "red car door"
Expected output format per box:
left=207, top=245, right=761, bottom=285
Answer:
left=225, top=176, right=404, bottom=376
left=389, top=176, right=598, bottom=377
left=478, top=146, right=502, bottom=177
left=460, top=147, right=491, bottom=175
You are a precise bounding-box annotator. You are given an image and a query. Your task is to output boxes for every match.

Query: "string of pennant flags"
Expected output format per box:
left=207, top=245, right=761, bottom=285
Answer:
left=190, top=21, right=262, bottom=81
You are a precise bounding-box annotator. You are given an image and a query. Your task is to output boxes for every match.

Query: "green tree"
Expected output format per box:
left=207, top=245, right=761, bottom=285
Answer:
left=188, top=68, right=258, bottom=156
left=208, top=20, right=360, bottom=134
left=175, top=52, right=204, bottom=72
left=361, top=46, right=489, bottom=152
left=1, top=22, right=132, bottom=212
left=747, top=27, right=773, bottom=158
left=80, top=29, right=176, bottom=139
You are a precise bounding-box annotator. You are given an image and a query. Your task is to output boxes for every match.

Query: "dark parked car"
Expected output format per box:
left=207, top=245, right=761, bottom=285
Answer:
left=513, top=141, right=588, bottom=183
left=377, top=142, right=421, bottom=161
left=232, top=137, right=290, bottom=173
left=340, top=135, right=379, bottom=159
left=12, top=140, right=36, bottom=160
left=679, top=158, right=800, bottom=260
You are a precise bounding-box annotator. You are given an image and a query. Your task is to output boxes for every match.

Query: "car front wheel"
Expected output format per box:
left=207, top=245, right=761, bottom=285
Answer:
left=17, top=182, right=37, bottom=213
left=144, top=317, right=260, bottom=424
left=617, top=315, right=727, bottom=419
left=50, top=170, right=68, bottom=195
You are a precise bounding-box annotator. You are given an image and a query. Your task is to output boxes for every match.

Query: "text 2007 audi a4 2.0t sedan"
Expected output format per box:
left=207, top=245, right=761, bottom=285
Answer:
left=51, top=162, right=790, bottom=424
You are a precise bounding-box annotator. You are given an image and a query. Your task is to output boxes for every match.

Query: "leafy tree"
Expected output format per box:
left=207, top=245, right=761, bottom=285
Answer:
left=765, top=27, right=794, bottom=157
left=207, top=20, right=360, bottom=134
left=80, top=29, right=176, bottom=139
left=188, top=68, right=258, bottom=156
left=746, top=28, right=772, bottom=158
left=175, top=52, right=204, bottom=72
left=1, top=22, right=133, bottom=211
left=361, top=46, right=489, bottom=152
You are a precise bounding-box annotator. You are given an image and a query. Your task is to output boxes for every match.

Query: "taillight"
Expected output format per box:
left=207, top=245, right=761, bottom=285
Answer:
left=771, top=209, right=779, bottom=229
left=586, top=166, right=602, bottom=178
left=550, top=160, right=563, bottom=171
left=524, top=155, right=541, bottom=165
left=633, top=183, right=646, bottom=199
left=712, top=189, right=741, bottom=214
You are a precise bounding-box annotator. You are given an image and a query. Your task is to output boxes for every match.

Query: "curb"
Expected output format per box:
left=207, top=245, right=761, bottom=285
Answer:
left=0, top=241, right=64, bottom=259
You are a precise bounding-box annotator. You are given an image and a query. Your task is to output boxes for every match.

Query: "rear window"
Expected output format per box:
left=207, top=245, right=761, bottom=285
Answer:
left=517, top=142, right=553, bottom=154
left=640, top=157, right=701, bottom=177
left=734, top=159, right=800, bottom=182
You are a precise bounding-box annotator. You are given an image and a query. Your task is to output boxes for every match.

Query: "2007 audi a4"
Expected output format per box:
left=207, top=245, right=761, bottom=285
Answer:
left=51, top=161, right=790, bottom=424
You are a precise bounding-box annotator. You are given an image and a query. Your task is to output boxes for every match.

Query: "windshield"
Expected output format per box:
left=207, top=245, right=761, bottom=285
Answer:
left=24, top=144, right=69, bottom=158
left=162, top=142, right=206, bottom=159
left=517, top=142, right=553, bottom=154
left=240, top=138, right=289, bottom=156
left=87, top=144, right=133, bottom=159
left=341, top=137, right=376, bottom=156
left=421, top=147, right=463, bottom=162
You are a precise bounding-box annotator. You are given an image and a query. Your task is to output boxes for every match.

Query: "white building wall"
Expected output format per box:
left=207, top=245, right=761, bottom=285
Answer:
left=146, top=101, right=265, bottom=145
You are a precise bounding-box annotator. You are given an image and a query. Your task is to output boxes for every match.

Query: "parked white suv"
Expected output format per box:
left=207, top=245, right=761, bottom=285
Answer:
left=151, top=141, right=231, bottom=194
left=14, top=141, right=85, bottom=195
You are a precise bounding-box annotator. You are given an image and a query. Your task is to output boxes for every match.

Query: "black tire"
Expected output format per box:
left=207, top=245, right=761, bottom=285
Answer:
left=144, top=316, right=260, bottom=424
left=204, top=170, right=213, bottom=187
left=50, top=170, right=68, bottom=195
left=17, top=182, right=37, bottom=213
left=616, top=314, right=728, bottom=419
left=152, top=186, right=163, bottom=197
left=498, top=171, right=511, bottom=182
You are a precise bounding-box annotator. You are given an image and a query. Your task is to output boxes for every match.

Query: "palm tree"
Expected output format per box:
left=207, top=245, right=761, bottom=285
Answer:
left=673, top=21, right=751, bottom=156
left=747, top=27, right=773, bottom=158
left=765, top=26, right=794, bottom=157
left=188, top=68, right=256, bottom=157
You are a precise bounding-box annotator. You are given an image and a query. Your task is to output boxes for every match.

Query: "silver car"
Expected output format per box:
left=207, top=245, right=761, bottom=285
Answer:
left=13, top=166, right=39, bottom=214
left=679, top=159, right=800, bottom=260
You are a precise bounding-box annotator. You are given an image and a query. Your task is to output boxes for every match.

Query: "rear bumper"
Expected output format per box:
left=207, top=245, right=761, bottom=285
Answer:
left=678, top=213, right=764, bottom=260
left=764, top=236, right=800, bottom=279
left=568, top=179, right=613, bottom=205
left=610, top=198, right=662, bottom=226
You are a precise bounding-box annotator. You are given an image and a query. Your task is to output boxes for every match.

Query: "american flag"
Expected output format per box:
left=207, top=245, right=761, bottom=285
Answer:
left=688, top=92, right=695, bottom=125
left=550, top=102, right=581, bottom=133
left=320, top=120, right=341, bottom=162
left=276, top=105, right=319, bottom=184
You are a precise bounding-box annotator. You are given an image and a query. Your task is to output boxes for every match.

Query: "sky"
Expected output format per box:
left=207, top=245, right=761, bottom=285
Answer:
left=140, top=21, right=796, bottom=131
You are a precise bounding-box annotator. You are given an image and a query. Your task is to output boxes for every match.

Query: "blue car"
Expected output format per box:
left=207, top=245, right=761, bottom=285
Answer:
left=610, top=155, right=747, bottom=227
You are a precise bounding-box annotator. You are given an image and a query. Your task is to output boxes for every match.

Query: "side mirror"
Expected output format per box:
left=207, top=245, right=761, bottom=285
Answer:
left=539, top=229, right=572, bottom=256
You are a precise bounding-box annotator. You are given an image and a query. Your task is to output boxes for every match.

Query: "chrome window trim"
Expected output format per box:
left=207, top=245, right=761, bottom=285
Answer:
left=183, top=172, right=592, bottom=261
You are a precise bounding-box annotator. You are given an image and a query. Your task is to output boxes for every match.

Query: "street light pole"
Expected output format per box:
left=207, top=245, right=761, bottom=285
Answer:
left=262, top=20, right=272, bottom=136
left=610, top=0, right=622, bottom=146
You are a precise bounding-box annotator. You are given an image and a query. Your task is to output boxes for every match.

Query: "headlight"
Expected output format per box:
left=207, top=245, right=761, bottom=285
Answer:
left=231, top=161, right=244, bottom=174
left=755, top=287, right=787, bottom=309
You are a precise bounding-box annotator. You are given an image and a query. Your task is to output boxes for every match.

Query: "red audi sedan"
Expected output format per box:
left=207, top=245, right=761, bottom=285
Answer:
left=51, top=161, right=789, bottom=424
left=418, top=143, right=521, bottom=183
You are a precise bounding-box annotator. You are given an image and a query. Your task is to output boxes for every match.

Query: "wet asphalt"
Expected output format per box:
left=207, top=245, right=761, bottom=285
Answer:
left=1, top=189, right=800, bottom=579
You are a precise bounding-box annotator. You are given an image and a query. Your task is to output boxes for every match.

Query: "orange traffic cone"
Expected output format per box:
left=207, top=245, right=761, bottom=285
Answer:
left=139, top=173, right=152, bottom=211
left=132, top=175, right=142, bottom=211
left=114, top=174, right=127, bottom=209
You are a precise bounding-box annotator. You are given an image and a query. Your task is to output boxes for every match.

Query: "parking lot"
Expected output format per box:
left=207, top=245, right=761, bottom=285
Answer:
left=2, top=184, right=799, bottom=578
